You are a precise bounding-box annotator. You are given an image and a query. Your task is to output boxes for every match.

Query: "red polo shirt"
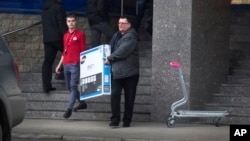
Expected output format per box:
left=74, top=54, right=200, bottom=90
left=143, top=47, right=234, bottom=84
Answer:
left=63, top=29, right=86, bottom=64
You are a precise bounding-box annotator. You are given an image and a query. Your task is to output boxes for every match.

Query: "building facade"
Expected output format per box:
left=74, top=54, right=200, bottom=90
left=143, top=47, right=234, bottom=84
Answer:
left=2, top=0, right=248, bottom=123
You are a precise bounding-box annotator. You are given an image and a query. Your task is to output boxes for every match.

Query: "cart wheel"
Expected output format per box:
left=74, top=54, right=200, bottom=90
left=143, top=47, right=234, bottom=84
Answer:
left=167, top=118, right=175, bottom=128
left=166, top=116, right=173, bottom=124
left=213, top=117, right=221, bottom=127
left=167, top=116, right=172, bottom=121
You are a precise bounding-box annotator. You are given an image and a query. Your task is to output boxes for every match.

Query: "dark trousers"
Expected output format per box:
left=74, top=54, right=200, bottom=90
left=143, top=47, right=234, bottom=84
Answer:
left=134, top=0, right=147, bottom=31
left=90, top=22, right=115, bottom=48
left=110, top=74, right=139, bottom=124
left=42, top=40, right=63, bottom=90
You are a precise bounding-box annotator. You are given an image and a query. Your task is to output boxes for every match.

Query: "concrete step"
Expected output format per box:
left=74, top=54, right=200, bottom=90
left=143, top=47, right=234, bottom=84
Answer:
left=23, top=91, right=151, bottom=121
left=227, top=76, right=250, bottom=84
left=206, top=103, right=250, bottom=115
left=237, top=60, right=250, bottom=68
left=139, top=50, right=152, bottom=58
left=25, top=110, right=151, bottom=121
left=140, top=68, right=151, bottom=77
left=207, top=62, right=250, bottom=125
left=190, top=112, right=249, bottom=125
left=25, top=101, right=150, bottom=114
left=204, top=103, right=250, bottom=124
left=219, top=84, right=250, bottom=95
left=190, top=116, right=250, bottom=125
left=26, top=57, right=152, bottom=74
left=20, top=66, right=151, bottom=83
left=211, top=93, right=250, bottom=105
left=23, top=92, right=151, bottom=104
left=20, top=72, right=151, bottom=85
left=20, top=80, right=152, bottom=94
left=139, top=58, right=152, bottom=68
left=20, top=80, right=67, bottom=93
left=138, top=41, right=152, bottom=51
left=231, top=68, right=250, bottom=76
left=223, top=116, right=250, bottom=125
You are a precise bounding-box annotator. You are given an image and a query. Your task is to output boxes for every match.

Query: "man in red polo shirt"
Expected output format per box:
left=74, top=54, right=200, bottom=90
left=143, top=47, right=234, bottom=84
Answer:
left=56, top=14, right=87, bottom=118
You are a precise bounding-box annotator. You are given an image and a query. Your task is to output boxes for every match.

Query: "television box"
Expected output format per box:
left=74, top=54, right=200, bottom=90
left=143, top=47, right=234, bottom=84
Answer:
left=79, top=44, right=111, bottom=100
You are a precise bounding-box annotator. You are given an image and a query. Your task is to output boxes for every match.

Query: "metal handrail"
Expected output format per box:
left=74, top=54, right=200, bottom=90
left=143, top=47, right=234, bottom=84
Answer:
left=1, top=21, right=41, bottom=37
left=1, top=6, right=86, bottom=37
left=0, top=0, right=132, bottom=37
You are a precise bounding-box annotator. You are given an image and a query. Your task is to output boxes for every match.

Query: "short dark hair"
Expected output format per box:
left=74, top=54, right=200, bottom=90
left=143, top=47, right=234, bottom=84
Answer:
left=120, top=15, right=134, bottom=24
left=66, top=14, right=77, bottom=19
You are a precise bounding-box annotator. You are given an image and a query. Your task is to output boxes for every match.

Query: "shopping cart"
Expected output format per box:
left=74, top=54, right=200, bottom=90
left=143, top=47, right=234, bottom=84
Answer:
left=166, top=61, right=229, bottom=128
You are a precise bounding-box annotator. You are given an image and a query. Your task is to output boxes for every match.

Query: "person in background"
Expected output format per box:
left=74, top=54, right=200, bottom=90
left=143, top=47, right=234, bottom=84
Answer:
left=41, top=0, right=67, bottom=94
left=143, top=0, right=153, bottom=35
left=133, top=0, right=153, bottom=35
left=105, top=16, right=140, bottom=128
left=87, top=0, right=115, bottom=48
left=133, top=0, right=147, bottom=32
left=55, top=14, right=87, bottom=119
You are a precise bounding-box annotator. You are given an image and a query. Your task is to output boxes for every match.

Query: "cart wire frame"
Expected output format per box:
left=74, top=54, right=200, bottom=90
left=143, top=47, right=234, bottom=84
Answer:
left=167, top=61, right=229, bottom=128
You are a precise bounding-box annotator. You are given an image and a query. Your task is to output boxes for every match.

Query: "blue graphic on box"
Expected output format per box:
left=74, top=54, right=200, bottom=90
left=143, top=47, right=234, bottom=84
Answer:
left=80, top=44, right=111, bottom=100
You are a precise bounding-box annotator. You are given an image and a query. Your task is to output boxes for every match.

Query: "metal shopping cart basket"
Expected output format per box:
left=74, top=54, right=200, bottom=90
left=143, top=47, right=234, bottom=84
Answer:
left=166, top=61, right=229, bottom=128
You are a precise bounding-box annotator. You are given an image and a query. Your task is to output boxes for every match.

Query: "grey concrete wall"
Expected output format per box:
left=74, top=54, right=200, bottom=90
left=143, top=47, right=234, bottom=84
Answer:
left=151, top=0, right=231, bottom=122
left=0, top=14, right=43, bottom=72
left=151, top=0, right=192, bottom=122
left=190, top=0, right=231, bottom=110
left=0, top=13, right=91, bottom=72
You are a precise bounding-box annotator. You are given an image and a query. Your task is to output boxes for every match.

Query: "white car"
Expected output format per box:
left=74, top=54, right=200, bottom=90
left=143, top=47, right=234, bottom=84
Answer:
left=0, top=36, right=26, bottom=141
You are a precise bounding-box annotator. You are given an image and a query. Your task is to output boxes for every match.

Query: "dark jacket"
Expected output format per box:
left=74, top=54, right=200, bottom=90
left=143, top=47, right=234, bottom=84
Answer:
left=87, top=0, right=110, bottom=26
left=42, top=0, right=67, bottom=43
left=108, top=28, right=139, bottom=79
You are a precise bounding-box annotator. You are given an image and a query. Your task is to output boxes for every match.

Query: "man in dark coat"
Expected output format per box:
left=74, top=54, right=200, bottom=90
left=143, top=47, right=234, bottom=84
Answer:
left=87, top=0, right=115, bottom=48
left=105, top=16, right=139, bottom=128
left=41, top=0, right=68, bottom=94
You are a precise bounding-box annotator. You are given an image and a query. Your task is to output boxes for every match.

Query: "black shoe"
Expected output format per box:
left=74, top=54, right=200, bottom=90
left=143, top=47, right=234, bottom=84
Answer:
left=73, top=102, right=87, bottom=112
left=109, top=122, right=119, bottom=128
left=43, top=87, right=56, bottom=94
left=122, top=122, right=130, bottom=127
left=63, top=109, right=72, bottom=118
left=49, top=87, right=56, bottom=91
left=43, top=89, right=49, bottom=94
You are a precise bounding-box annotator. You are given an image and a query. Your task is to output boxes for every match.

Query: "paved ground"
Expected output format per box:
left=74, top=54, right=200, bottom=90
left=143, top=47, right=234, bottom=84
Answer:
left=12, top=119, right=230, bottom=141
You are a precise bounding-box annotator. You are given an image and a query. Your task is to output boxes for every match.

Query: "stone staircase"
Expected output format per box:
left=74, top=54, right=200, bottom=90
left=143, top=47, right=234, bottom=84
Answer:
left=20, top=40, right=153, bottom=122
left=206, top=59, right=250, bottom=125
left=203, top=8, right=250, bottom=125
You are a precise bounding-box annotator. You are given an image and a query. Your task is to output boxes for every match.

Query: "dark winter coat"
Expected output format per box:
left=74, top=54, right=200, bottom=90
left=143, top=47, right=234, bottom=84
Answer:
left=87, top=0, right=110, bottom=26
left=42, top=0, right=67, bottom=43
left=108, top=28, right=139, bottom=79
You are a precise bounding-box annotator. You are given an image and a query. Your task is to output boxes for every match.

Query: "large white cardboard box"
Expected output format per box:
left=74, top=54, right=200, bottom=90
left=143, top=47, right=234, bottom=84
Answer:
left=79, top=44, right=111, bottom=100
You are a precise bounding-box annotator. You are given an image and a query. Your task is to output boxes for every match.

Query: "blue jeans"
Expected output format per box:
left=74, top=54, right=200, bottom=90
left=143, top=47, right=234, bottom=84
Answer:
left=63, top=64, right=80, bottom=110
